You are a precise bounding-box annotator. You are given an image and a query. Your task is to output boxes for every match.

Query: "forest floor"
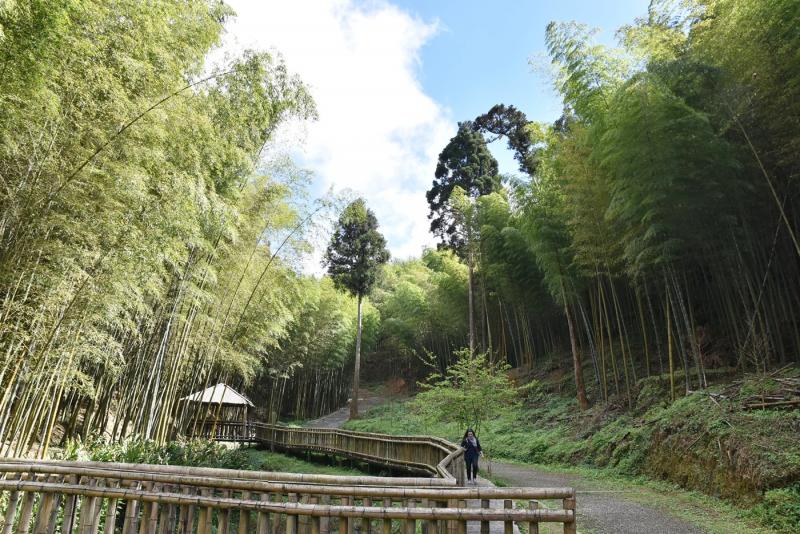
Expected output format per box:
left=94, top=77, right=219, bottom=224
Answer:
left=328, top=390, right=784, bottom=534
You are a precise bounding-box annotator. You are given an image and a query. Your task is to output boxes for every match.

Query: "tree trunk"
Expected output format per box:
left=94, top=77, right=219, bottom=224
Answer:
left=468, top=251, right=475, bottom=357
left=561, top=282, right=589, bottom=410
left=350, top=293, right=363, bottom=419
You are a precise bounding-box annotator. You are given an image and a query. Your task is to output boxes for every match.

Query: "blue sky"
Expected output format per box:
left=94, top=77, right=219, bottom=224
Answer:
left=221, top=0, right=649, bottom=267
left=395, top=0, right=649, bottom=173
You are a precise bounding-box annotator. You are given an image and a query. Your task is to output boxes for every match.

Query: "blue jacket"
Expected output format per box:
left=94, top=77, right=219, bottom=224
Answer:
left=461, top=437, right=482, bottom=461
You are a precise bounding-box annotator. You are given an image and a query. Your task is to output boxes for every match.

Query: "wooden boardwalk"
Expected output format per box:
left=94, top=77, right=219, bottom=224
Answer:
left=200, top=421, right=575, bottom=533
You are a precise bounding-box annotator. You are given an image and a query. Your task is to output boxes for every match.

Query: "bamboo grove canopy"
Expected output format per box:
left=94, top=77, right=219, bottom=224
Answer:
left=181, top=384, right=254, bottom=427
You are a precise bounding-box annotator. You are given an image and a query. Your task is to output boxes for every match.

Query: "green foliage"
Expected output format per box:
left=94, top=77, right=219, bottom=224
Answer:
left=352, top=370, right=800, bottom=531
left=243, top=449, right=368, bottom=477
left=751, top=483, right=800, bottom=533
left=472, top=104, right=539, bottom=175
left=59, top=437, right=249, bottom=470
left=366, top=250, right=468, bottom=374
left=324, top=198, right=390, bottom=299
left=0, top=0, right=320, bottom=451
left=412, top=350, right=517, bottom=435
left=598, top=74, right=743, bottom=274
left=427, top=123, right=501, bottom=255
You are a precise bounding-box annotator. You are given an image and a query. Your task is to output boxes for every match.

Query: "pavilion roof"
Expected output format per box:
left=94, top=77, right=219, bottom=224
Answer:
left=180, top=383, right=254, bottom=406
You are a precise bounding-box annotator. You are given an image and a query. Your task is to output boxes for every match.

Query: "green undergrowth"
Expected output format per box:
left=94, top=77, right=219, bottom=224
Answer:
left=58, top=437, right=369, bottom=477
left=59, top=436, right=252, bottom=468
left=346, top=370, right=800, bottom=533
left=241, top=448, right=371, bottom=477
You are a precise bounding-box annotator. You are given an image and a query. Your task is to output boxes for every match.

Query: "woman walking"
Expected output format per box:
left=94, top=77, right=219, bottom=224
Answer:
left=461, top=428, right=483, bottom=485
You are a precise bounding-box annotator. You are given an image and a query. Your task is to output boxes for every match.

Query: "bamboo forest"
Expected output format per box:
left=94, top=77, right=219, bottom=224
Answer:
left=1, top=1, right=799, bottom=533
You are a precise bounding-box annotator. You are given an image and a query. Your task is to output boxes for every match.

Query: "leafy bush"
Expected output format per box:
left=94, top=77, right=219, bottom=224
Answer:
left=411, top=349, right=517, bottom=435
left=751, top=483, right=800, bottom=533
left=59, top=436, right=249, bottom=470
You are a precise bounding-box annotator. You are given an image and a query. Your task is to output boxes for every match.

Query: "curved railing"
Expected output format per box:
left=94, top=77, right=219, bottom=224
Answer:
left=0, top=459, right=578, bottom=534
left=200, top=422, right=466, bottom=485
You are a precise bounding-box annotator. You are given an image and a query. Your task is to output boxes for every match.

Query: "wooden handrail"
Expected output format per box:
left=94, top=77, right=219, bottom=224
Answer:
left=0, top=461, right=574, bottom=499
left=0, top=459, right=578, bottom=534
left=0, top=479, right=575, bottom=521
left=198, top=421, right=467, bottom=485
left=0, top=458, right=444, bottom=487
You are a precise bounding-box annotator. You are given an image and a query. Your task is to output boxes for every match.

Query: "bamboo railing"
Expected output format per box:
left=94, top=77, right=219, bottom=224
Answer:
left=0, top=459, right=578, bottom=534
left=199, top=422, right=466, bottom=485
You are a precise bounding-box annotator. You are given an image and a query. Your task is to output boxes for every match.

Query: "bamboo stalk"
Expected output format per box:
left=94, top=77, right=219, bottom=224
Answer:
left=1, top=490, right=20, bottom=534
left=105, top=498, right=119, bottom=534
left=16, top=490, right=36, bottom=534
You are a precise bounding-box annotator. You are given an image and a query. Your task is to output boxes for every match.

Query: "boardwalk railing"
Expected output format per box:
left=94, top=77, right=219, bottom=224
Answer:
left=0, top=459, right=578, bottom=534
left=199, top=422, right=466, bottom=485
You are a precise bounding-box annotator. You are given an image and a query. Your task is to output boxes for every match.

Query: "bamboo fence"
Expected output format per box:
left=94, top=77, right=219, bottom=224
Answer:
left=0, top=459, right=578, bottom=534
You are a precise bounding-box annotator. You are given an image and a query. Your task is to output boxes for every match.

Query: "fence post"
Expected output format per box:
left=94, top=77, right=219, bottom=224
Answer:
left=456, top=500, right=466, bottom=534
left=309, top=496, right=320, bottom=534
left=319, top=495, right=331, bottom=534
left=63, top=475, right=80, bottom=534
left=238, top=492, right=250, bottom=534
left=528, top=501, right=539, bottom=534
left=342, top=496, right=352, bottom=534
left=256, top=493, right=270, bottom=534
left=403, top=500, right=415, bottom=534
left=480, top=499, right=490, bottom=534
left=16, top=490, right=36, bottom=534
left=286, top=493, right=298, bottom=534
left=363, top=497, right=372, bottom=534
left=382, top=498, right=391, bottom=534
left=1, top=489, right=20, bottom=534
left=562, top=496, right=576, bottom=534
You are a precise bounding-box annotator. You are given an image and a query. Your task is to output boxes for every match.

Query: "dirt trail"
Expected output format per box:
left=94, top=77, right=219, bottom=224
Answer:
left=306, top=395, right=389, bottom=428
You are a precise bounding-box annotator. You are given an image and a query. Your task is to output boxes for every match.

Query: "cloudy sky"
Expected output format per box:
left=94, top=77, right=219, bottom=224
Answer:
left=220, top=0, right=647, bottom=267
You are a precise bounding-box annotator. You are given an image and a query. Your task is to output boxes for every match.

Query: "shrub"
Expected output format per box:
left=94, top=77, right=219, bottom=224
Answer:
left=59, top=436, right=249, bottom=470
left=412, top=349, right=517, bottom=435
left=751, top=483, right=800, bottom=533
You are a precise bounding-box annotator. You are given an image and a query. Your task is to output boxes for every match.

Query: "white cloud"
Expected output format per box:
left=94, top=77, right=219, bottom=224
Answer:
left=219, top=0, right=454, bottom=269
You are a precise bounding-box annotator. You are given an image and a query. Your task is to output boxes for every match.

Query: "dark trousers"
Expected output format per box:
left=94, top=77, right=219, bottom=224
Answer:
left=466, top=457, right=479, bottom=480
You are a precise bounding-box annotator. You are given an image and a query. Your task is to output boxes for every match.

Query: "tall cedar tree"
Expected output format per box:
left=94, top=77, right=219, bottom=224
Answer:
left=426, top=122, right=500, bottom=354
left=323, top=199, right=389, bottom=418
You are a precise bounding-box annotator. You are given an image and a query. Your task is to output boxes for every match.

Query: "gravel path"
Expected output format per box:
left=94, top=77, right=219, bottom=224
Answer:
left=485, top=462, right=704, bottom=534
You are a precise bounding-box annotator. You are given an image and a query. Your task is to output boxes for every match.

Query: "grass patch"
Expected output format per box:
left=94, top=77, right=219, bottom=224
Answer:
left=241, top=448, right=372, bottom=477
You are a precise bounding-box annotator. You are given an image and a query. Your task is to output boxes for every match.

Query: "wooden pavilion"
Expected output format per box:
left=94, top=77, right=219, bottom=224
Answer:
left=180, top=383, right=254, bottom=428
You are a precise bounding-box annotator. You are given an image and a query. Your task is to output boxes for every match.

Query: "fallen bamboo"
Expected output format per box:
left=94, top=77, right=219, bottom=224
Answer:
left=743, top=399, right=800, bottom=410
